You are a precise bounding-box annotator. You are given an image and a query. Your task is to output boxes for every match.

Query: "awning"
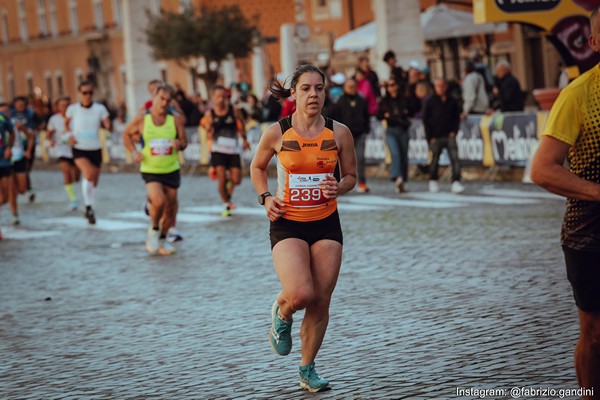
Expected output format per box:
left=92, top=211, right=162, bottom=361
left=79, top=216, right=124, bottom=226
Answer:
left=333, top=4, right=508, bottom=52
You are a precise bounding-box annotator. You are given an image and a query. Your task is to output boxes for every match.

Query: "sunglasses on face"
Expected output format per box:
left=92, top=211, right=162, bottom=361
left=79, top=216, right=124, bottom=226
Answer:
left=81, top=91, right=94, bottom=95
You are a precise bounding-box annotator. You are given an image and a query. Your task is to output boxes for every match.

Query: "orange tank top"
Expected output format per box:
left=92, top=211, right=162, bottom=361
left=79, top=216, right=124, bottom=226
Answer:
left=276, top=116, right=339, bottom=222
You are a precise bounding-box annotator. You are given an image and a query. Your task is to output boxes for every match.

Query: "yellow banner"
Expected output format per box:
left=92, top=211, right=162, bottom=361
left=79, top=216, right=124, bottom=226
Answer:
left=474, top=0, right=590, bottom=31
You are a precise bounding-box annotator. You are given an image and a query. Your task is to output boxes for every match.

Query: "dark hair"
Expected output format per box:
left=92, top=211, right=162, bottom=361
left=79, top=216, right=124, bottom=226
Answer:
left=210, top=84, right=226, bottom=94
left=155, top=83, right=175, bottom=97
left=269, top=64, right=326, bottom=102
left=384, top=78, right=407, bottom=97
left=13, top=96, right=28, bottom=104
left=358, top=55, right=369, bottom=63
left=383, top=50, right=396, bottom=62
left=464, top=61, right=476, bottom=74
left=354, top=67, right=365, bottom=77
left=55, top=96, right=71, bottom=105
left=78, top=81, right=94, bottom=91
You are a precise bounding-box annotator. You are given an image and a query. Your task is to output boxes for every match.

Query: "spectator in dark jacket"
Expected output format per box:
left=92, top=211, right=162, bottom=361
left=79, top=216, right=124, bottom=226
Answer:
left=330, top=78, right=371, bottom=193
left=383, top=50, right=407, bottom=86
left=493, top=60, right=524, bottom=112
left=376, top=78, right=411, bottom=193
left=423, top=78, right=464, bottom=194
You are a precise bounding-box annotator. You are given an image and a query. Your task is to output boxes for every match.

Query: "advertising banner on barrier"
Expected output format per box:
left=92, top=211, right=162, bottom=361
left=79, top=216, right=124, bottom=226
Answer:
left=38, top=111, right=547, bottom=170
left=456, top=116, right=484, bottom=166
left=365, top=118, right=387, bottom=166
left=488, top=113, right=539, bottom=167
left=408, top=119, right=429, bottom=165
left=409, top=117, right=485, bottom=166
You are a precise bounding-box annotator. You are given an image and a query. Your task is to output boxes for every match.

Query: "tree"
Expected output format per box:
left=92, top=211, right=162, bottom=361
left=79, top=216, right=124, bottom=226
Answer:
left=145, top=5, right=258, bottom=89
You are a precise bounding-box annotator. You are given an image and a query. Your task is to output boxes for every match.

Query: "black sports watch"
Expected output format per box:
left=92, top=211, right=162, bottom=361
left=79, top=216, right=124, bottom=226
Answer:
left=258, top=192, right=272, bottom=205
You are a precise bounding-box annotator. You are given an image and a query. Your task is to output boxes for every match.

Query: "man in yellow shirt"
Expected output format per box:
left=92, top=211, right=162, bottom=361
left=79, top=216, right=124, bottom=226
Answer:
left=532, top=7, right=600, bottom=397
left=123, top=84, right=187, bottom=255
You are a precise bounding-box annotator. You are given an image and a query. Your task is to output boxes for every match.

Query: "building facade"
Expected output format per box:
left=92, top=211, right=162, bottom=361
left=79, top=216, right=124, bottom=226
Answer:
left=0, top=0, right=296, bottom=107
left=0, top=0, right=567, bottom=110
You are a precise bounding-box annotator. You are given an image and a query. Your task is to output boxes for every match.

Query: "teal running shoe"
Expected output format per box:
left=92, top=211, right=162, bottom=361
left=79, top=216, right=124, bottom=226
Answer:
left=299, top=362, right=330, bottom=392
left=269, top=301, right=292, bottom=355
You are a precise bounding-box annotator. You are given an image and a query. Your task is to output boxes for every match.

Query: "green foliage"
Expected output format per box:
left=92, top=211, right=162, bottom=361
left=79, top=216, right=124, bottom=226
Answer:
left=145, top=5, right=258, bottom=77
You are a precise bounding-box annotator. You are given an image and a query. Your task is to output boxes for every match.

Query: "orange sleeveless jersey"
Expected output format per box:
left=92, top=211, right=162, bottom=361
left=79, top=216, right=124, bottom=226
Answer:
left=276, top=116, right=339, bottom=222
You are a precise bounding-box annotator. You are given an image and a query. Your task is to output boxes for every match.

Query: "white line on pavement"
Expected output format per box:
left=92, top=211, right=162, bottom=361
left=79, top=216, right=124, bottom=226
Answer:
left=405, top=192, right=540, bottom=205
left=40, top=217, right=148, bottom=231
left=0, top=227, right=61, bottom=240
left=478, top=187, right=563, bottom=200
left=342, top=195, right=465, bottom=209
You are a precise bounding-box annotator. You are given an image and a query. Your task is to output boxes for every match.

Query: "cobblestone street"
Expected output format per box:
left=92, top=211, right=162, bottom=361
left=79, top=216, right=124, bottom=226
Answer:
left=0, top=170, right=580, bottom=399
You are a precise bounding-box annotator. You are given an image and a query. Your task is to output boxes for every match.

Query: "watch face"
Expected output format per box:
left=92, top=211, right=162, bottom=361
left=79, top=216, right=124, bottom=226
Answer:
left=259, top=192, right=271, bottom=205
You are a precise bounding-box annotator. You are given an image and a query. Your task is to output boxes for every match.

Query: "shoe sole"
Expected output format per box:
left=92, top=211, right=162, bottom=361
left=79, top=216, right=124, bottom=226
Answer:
left=146, top=242, right=159, bottom=255
left=158, top=248, right=176, bottom=255
left=300, top=381, right=330, bottom=392
left=269, top=301, right=291, bottom=356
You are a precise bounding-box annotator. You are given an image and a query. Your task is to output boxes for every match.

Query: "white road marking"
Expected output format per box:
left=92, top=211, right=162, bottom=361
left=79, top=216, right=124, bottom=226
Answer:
left=337, top=203, right=388, bottom=211
left=113, top=211, right=224, bottom=223
left=405, top=192, right=540, bottom=205
left=478, top=187, right=563, bottom=200
left=40, top=217, right=148, bottom=231
left=32, top=188, right=552, bottom=233
left=1, top=228, right=61, bottom=240
left=342, top=195, right=465, bottom=209
left=183, top=205, right=267, bottom=216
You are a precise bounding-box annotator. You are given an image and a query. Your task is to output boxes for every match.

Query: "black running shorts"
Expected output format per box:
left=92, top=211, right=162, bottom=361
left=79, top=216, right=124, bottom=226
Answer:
left=564, top=246, right=600, bottom=312
left=58, top=156, right=75, bottom=165
left=142, top=169, right=181, bottom=189
left=269, top=209, right=343, bottom=250
left=211, top=152, right=241, bottom=169
left=73, top=148, right=102, bottom=168
left=0, top=165, right=11, bottom=178
left=12, top=159, right=27, bottom=174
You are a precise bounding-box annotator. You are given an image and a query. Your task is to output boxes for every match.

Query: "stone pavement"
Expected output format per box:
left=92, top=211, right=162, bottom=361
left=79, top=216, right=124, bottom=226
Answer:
left=0, top=170, right=582, bottom=399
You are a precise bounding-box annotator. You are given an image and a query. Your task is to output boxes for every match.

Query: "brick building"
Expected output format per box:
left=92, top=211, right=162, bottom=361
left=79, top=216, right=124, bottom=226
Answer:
left=0, top=0, right=566, bottom=110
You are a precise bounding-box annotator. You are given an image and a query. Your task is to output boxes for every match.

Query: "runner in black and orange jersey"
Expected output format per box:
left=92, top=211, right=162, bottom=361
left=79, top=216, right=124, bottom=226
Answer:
left=203, top=85, right=249, bottom=217
left=250, top=64, right=357, bottom=392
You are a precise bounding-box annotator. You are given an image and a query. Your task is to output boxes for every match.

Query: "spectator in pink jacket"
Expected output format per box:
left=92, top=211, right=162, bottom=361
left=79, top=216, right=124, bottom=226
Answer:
left=354, top=69, right=378, bottom=116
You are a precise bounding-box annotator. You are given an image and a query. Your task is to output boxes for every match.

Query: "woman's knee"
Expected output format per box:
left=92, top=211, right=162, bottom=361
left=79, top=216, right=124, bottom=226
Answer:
left=287, top=289, right=314, bottom=311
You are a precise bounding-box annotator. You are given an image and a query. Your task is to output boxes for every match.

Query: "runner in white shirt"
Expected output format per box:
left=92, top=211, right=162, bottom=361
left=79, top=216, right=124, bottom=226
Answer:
left=65, top=81, right=111, bottom=224
left=47, top=96, right=80, bottom=211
